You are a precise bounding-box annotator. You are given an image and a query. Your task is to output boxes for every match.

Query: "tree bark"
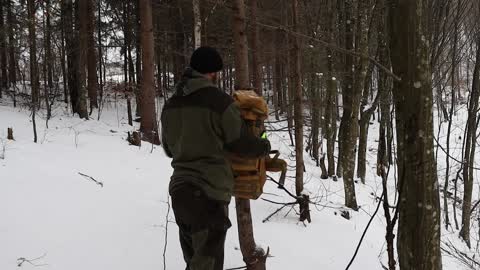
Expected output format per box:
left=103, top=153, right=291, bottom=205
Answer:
left=87, top=0, right=98, bottom=109
left=192, top=0, right=201, bottom=48
left=27, top=0, right=38, bottom=142
left=65, top=0, right=80, bottom=115
left=357, top=62, right=377, bottom=184
left=290, top=0, right=310, bottom=223
left=232, top=0, right=249, bottom=90
left=135, top=0, right=142, bottom=117
left=310, top=59, right=320, bottom=166
left=97, top=0, right=104, bottom=113
left=389, top=0, right=442, bottom=268
left=43, top=0, right=52, bottom=120
left=60, top=0, right=68, bottom=104
left=232, top=1, right=267, bottom=269
left=77, top=0, right=89, bottom=119
left=0, top=0, right=8, bottom=95
left=325, top=0, right=337, bottom=178
left=6, top=0, right=15, bottom=88
left=45, top=0, right=53, bottom=89
left=172, top=0, right=186, bottom=83
left=459, top=27, right=480, bottom=248
left=139, top=0, right=160, bottom=145
left=273, top=32, right=281, bottom=120
left=249, top=0, right=262, bottom=96
left=339, top=0, right=361, bottom=210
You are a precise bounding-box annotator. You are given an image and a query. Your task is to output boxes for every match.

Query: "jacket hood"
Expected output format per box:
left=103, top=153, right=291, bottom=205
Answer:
left=175, top=68, right=217, bottom=96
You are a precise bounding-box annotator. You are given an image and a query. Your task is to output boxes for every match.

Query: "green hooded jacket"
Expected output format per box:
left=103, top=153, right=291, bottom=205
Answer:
left=161, top=68, right=269, bottom=202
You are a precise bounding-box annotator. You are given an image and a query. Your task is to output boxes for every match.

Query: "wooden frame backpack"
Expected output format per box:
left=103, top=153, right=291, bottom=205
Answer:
left=230, top=90, right=287, bottom=199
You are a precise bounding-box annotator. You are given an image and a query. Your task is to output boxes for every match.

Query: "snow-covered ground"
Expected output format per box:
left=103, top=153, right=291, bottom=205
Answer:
left=0, top=97, right=475, bottom=270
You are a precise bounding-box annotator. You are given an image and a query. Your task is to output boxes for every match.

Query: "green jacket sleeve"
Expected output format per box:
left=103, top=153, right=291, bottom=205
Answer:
left=221, top=104, right=270, bottom=158
left=161, top=109, right=173, bottom=158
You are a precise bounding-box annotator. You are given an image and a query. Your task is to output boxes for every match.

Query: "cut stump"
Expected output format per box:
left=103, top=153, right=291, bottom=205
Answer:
left=7, top=128, right=14, bottom=140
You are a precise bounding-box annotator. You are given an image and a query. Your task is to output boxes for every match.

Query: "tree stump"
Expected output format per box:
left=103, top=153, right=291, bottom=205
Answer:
left=319, top=155, right=328, bottom=179
left=7, top=128, right=13, bottom=140
left=127, top=131, right=141, bottom=146
left=298, top=194, right=311, bottom=223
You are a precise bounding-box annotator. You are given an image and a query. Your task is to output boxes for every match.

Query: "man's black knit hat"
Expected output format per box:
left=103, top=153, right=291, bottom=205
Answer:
left=190, top=46, right=224, bottom=74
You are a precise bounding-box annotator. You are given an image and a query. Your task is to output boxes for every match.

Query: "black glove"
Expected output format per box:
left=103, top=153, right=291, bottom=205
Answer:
left=261, top=139, right=271, bottom=156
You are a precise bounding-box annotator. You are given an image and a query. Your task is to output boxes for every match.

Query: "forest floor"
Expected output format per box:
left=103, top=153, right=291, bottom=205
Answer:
left=0, top=97, right=476, bottom=270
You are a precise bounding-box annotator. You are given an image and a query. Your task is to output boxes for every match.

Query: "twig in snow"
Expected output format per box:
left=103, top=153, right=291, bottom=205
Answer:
left=163, top=196, right=171, bottom=270
left=78, top=172, right=104, bottom=187
left=17, top=253, right=48, bottom=267
left=344, top=191, right=384, bottom=270
left=226, top=266, right=247, bottom=270
left=262, top=203, right=291, bottom=223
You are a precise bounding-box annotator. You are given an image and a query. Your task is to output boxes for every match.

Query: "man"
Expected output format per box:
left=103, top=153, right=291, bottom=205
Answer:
left=161, top=46, right=271, bottom=270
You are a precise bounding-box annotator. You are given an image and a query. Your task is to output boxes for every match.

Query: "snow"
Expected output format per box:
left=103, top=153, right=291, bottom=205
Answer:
left=0, top=98, right=475, bottom=270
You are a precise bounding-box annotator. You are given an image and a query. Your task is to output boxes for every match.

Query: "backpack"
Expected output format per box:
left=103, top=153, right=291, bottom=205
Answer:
left=230, top=90, right=287, bottom=200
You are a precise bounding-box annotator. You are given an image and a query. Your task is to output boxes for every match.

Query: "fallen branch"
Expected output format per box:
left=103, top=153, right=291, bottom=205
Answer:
left=17, top=253, right=48, bottom=267
left=78, top=172, right=104, bottom=187
left=263, top=203, right=290, bottom=223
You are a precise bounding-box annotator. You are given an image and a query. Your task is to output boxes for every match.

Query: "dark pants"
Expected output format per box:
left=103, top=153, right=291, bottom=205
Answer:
left=171, top=184, right=231, bottom=270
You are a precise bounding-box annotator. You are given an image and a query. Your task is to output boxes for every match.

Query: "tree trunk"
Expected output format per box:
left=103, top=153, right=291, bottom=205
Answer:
left=77, top=0, right=89, bottom=119
left=7, top=0, right=15, bottom=88
left=65, top=0, right=80, bottom=115
left=249, top=0, right=262, bottom=96
left=335, top=0, right=346, bottom=179
left=155, top=7, right=163, bottom=98
left=87, top=0, right=98, bottom=110
left=43, top=0, right=52, bottom=120
left=139, top=0, right=160, bottom=145
left=339, top=0, right=361, bottom=210
left=192, top=0, right=201, bottom=48
left=135, top=0, right=142, bottom=117
left=273, top=33, right=281, bottom=120
left=97, top=0, right=104, bottom=114
left=376, top=4, right=391, bottom=178
left=459, top=29, right=480, bottom=248
left=357, top=62, right=377, bottom=184
left=45, top=0, right=53, bottom=89
left=232, top=1, right=267, bottom=269
left=325, top=0, right=337, bottom=177
left=310, top=62, right=320, bottom=166
left=232, top=0, right=249, bottom=90
left=389, top=0, right=442, bottom=268
left=0, top=0, right=8, bottom=95
left=290, top=0, right=309, bottom=223
left=60, top=0, right=68, bottom=104
left=444, top=0, right=462, bottom=231
left=172, top=0, right=186, bottom=82
left=27, top=0, right=38, bottom=142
